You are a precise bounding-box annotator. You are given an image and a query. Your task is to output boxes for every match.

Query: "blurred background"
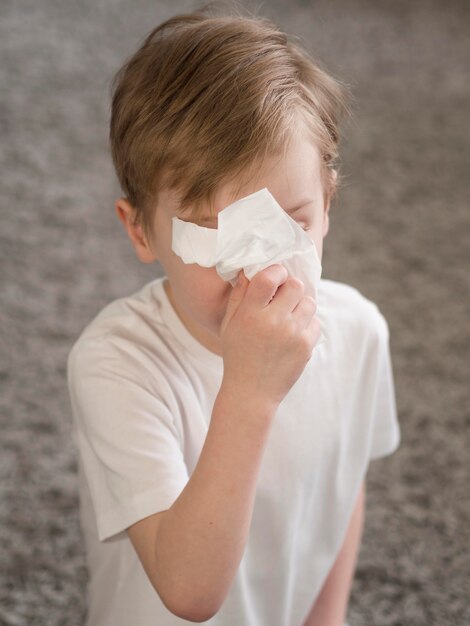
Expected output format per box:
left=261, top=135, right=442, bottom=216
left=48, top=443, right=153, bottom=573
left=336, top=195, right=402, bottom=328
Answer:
left=1, top=0, right=469, bottom=624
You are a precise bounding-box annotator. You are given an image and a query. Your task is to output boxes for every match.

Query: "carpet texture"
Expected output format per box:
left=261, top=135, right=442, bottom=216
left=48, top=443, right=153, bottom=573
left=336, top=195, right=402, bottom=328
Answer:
left=1, top=1, right=469, bottom=625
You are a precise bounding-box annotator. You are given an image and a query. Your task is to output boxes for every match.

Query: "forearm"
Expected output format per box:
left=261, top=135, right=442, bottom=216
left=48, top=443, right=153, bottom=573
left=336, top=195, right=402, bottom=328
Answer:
left=303, top=481, right=366, bottom=626
left=154, top=382, right=276, bottom=619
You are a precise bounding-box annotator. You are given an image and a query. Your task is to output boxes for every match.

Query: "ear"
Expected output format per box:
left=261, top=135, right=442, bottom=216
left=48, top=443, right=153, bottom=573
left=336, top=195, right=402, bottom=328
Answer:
left=115, top=198, right=157, bottom=263
left=322, top=169, right=337, bottom=238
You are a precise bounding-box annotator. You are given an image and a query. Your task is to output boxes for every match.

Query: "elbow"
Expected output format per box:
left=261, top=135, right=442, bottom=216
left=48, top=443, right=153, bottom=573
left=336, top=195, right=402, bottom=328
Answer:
left=156, top=583, right=222, bottom=623
left=165, top=598, right=221, bottom=623
left=145, top=553, right=226, bottom=622
left=175, top=608, right=219, bottom=623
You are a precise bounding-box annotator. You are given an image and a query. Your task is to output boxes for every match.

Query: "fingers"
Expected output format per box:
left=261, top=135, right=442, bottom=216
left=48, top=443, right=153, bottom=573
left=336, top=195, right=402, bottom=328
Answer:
left=245, top=264, right=289, bottom=308
left=221, top=270, right=250, bottom=332
left=272, top=276, right=309, bottom=314
left=291, top=295, right=317, bottom=329
left=228, top=265, right=318, bottom=337
left=275, top=280, right=319, bottom=340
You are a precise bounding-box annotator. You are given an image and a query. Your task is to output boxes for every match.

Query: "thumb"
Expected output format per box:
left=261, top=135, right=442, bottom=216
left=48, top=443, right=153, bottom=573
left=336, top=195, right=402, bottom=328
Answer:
left=221, top=271, right=249, bottom=332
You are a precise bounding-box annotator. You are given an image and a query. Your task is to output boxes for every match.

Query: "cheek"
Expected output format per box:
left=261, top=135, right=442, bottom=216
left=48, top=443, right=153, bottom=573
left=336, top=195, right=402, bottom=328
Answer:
left=182, top=266, right=229, bottom=303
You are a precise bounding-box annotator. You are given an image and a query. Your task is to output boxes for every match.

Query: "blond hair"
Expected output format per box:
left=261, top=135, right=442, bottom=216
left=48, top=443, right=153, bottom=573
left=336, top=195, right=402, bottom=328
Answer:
left=110, top=2, right=352, bottom=240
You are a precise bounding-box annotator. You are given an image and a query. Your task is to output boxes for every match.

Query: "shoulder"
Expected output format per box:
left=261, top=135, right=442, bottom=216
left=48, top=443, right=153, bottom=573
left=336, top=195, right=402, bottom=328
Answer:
left=67, top=277, right=170, bottom=386
left=317, top=278, right=390, bottom=348
left=70, top=278, right=164, bottom=343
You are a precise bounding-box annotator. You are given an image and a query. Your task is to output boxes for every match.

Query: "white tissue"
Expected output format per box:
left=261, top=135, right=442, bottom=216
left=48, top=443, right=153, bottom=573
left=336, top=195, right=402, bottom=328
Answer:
left=172, top=187, right=322, bottom=292
left=171, top=187, right=326, bottom=343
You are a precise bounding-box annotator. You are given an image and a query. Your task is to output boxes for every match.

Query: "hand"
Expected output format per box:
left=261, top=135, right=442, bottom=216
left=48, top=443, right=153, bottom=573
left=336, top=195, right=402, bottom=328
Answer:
left=219, top=264, right=321, bottom=409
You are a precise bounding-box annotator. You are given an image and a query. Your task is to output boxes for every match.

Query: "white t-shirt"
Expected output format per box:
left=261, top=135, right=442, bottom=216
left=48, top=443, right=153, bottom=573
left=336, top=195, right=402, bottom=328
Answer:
left=67, top=276, right=400, bottom=626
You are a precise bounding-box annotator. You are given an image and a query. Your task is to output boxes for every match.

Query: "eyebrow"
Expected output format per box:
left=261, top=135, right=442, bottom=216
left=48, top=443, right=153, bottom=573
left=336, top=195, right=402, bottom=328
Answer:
left=195, top=198, right=314, bottom=223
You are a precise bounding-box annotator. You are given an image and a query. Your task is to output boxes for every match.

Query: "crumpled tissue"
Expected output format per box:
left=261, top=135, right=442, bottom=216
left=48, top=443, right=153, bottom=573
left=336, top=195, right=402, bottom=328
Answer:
left=171, top=187, right=326, bottom=344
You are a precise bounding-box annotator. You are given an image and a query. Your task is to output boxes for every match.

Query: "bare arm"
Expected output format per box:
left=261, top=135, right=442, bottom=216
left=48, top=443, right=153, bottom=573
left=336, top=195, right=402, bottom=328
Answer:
left=128, top=386, right=275, bottom=622
left=302, top=480, right=366, bottom=626
left=128, top=266, right=320, bottom=622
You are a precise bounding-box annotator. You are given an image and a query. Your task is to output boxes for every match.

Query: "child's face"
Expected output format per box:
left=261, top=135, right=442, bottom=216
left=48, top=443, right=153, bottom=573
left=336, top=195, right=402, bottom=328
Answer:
left=118, top=128, right=333, bottom=356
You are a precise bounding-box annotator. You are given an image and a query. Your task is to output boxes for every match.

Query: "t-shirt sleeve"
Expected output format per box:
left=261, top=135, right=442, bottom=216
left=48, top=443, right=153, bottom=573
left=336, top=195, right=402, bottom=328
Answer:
left=67, top=337, right=190, bottom=541
left=367, top=307, right=401, bottom=461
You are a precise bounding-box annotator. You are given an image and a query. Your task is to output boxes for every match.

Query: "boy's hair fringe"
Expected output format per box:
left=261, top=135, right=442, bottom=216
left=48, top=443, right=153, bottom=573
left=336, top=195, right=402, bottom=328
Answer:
left=109, top=0, right=353, bottom=240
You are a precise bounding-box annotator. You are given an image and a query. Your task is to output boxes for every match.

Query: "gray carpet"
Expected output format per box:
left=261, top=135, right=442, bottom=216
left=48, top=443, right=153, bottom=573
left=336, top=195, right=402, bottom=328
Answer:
left=1, top=0, right=469, bottom=624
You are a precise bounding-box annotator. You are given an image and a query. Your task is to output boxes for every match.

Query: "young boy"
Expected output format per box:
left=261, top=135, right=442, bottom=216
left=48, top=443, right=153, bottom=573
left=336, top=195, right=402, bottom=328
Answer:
left=67, top=6, right=400, bottom=626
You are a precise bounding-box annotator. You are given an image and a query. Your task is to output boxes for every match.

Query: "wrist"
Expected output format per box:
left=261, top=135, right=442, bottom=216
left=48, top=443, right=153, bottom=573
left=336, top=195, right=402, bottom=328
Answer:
left=218, top=376, right=279, bottom=422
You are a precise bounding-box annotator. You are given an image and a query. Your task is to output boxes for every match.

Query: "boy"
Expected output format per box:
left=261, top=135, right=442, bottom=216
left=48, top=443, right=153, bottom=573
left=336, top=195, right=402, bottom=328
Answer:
left=67, top=5, right=400, bottom=626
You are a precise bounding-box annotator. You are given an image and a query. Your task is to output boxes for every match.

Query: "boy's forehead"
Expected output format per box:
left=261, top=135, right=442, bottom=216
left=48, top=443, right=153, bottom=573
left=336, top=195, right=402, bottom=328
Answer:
left=163, top=136, right=323, bottom=223
left=164, top=158, right=274, bottom=222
